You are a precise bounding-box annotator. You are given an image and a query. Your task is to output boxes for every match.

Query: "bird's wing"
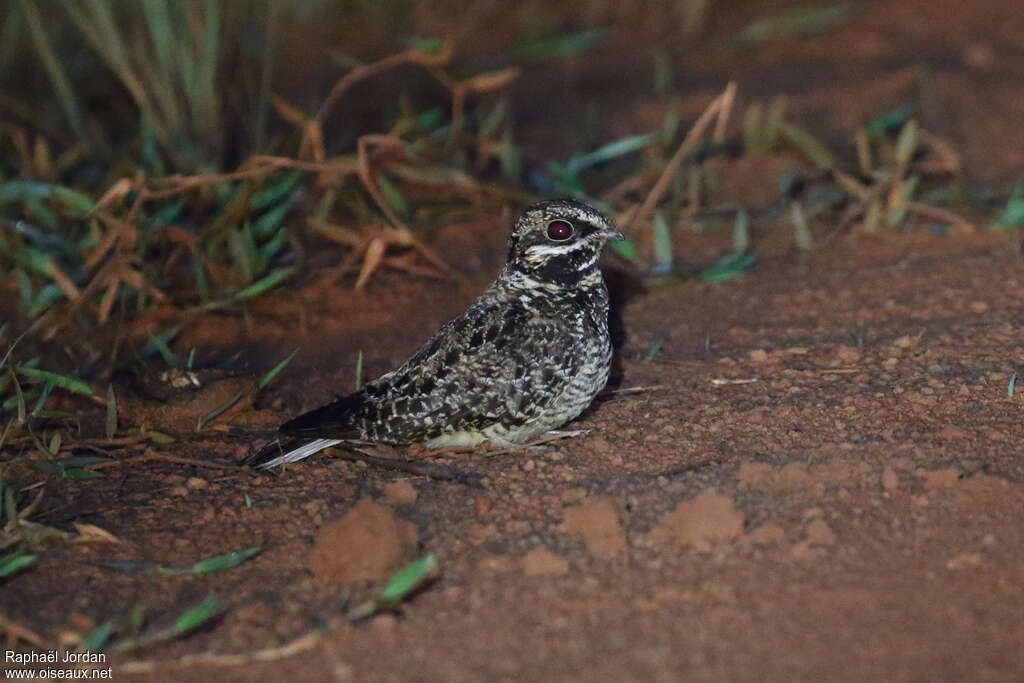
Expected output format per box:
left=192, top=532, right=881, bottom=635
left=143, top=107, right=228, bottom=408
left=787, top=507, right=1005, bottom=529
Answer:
left=280, top=298, right=584, bottom=443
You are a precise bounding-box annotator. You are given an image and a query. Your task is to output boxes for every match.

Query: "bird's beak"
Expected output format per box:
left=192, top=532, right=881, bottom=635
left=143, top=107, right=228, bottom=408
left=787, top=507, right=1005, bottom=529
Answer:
left=602, top=223, right=625, bottom=241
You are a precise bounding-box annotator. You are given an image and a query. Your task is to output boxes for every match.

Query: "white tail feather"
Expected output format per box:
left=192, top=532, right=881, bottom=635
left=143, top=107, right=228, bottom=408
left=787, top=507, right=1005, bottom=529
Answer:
left=257, top=438, right=342, bottom=469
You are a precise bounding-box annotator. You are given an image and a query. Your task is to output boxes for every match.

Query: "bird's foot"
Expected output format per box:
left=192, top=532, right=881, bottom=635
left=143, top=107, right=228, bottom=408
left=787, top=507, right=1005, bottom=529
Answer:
left=483, top=429, right=592, bottom=456
left=542, top=429, right=591, bottom=440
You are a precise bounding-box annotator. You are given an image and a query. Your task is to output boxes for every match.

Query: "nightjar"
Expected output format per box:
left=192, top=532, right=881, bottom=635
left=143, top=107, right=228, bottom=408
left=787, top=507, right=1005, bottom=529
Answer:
left=248, top=199, right=623, bottom=469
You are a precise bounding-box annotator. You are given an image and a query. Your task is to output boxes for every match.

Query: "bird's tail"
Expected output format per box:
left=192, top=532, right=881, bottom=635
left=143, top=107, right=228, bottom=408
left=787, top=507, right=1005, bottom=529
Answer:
left=244, top=437, right=342, bottom=470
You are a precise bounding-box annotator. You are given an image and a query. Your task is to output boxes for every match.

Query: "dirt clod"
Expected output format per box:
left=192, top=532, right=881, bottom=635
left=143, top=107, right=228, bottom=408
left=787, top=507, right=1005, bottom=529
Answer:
left=522, top=548, right=570, bottom=576
left=561, top=497, right=627, bottom=558
left=743, top=523, right=786, bottom=546
left=309, top=499, right=417, bottom=583
left=806, top=519, right=836, bottom=545
left=383, top=481, right=418, bottom=505
left=654, top=492, right=746, bottom=548
left=917, top=468, right=962, bottom=490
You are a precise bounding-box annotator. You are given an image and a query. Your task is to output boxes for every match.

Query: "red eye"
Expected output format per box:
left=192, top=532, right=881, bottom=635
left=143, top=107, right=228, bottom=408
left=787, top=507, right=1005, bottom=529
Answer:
left=546, top=219, right=574, bottom=241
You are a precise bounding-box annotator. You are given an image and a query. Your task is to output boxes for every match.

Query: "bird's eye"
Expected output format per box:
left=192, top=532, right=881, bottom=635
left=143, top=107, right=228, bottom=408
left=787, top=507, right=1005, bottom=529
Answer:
left=546, top=219, right=574, bottom=241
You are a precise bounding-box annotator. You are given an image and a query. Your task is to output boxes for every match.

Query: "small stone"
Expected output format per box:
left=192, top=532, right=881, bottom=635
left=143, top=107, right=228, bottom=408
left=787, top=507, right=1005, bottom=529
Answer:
left=370, top=613, right=397, bottom=634
left=748, top=349, right=769, bottom=363
left=916, top=468, right=961, bottom=490
left=474, top=495, right=493, bottom=516
left=790, top=540, right=814, bottom=559
left=881, top=467, right=900, bottom=490
left=947, top=553, right=984, bottom=570
left=522, top=548, right=570, bottom=576
left=963, top=42, right=995, bottom=68
left=559, top=488, right=588, bottom=503
left=743, top=523, right=785, bottom=545
left=466, top=523, right=497, bottom=544
left=937, top=425, right=968, bottom=440
left=478, top=555, right=516, bottom=573
left=806, top=519, right=836, bottom=545
left=737, top=461, right=776, bottom=488
left=778, top=463, right=812, bottom=487
left=383, top=481, right=417, bottom=505
left=186, top=477, right=208, bottom=490
left=168, top=485, right=189, bottom=497
left=833, top=346, right=861, bottom=364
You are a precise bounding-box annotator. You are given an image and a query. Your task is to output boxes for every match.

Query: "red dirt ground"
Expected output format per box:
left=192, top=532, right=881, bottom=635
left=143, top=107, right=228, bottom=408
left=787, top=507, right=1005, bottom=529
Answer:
left=3, top=0, right=1024, bottom=680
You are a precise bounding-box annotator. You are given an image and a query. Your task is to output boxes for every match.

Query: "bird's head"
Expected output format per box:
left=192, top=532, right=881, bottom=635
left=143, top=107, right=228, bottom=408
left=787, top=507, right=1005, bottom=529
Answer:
left=504, top=199, right=623, bottom=286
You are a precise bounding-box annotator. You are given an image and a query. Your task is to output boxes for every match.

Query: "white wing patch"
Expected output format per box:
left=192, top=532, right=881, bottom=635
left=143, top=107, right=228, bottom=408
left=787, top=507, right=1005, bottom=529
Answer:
left=256, top=438, right=342, bottom=469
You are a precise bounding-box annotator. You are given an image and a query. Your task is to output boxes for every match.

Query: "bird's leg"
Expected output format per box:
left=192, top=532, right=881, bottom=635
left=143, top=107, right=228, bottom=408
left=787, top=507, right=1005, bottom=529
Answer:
left=482, top=429, right=592, bottom=457
left=541, top=429, right=592, bottom=440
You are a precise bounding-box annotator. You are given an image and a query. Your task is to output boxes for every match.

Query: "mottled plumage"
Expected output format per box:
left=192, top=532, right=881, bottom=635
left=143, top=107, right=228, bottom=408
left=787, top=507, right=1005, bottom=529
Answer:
left=248, top=199, right=622, bottom=469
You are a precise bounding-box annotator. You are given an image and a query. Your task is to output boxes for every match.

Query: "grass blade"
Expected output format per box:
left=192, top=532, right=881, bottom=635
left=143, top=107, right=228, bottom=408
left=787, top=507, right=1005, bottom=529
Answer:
left=791, top=201, right=813, bottom=255
left=354, top=350, right=363, bottom=391
left=652, top=211, right=673, bottom=273
left=992, top=181, right=1024, bottom=230
left=234, top=267, right=294, bottom=301
left=609, top=239, right=637, bottom=261
left=376, top=175, right=409, bottom=219
left=739, top=3, right=852, bottom=43
left=196, top=390, right=244, bottom=431
left=19, top=0, right=87, bottom=142
left=15, top=366, right=93, bottom=395
left=566, top=132, right=658, bottom=173
left=173, top=595, right=220, bottom=634
left=733, top=209, right=750, bottom=251
left=259, top=349, right=298, bottom=390
left=497, top=130, right=522, bottom=185
left=252, top=196, right=295, bottom=237
left=32, top=379, right=54, bottom=415
left=10, top=369, right=26, bottom=423
left=145, top=333, right=178, bottom=367
left=0, top=553, right=37, bottom=578
left=81, top=621, right=114, bottom=652
left=62, top=468, right=106, bottom=481
left=27, top=283, right=63, bottom=319
left=700, top=249, right=757, bottom=282
left=511, top=29, right=611, bottom=61
left=349, top=554, right=438, bottom=620
left=142, top=327, right=181, bottom=363
left=777, top=121, right=836, bottom=170
left=106, top=385, right=117, bottom=438
left=190, top=546, right=261, bottom=574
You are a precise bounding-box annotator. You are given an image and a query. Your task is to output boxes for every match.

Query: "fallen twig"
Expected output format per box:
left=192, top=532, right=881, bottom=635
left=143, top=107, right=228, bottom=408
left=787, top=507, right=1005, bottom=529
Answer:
left=340, top=448, right=484, bottom=486
left=621, top=81, right=737, bottom=233
left=121, top=628, right=326, bottom=673
left=86, top=450, right=242, bottom=472
left=0, top=611, right=48, bottom=648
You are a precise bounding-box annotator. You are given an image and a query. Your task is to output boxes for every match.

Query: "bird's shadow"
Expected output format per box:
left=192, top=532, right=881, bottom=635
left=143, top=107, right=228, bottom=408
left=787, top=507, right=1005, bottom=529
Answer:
left=584, top=264, right=646, bottom=417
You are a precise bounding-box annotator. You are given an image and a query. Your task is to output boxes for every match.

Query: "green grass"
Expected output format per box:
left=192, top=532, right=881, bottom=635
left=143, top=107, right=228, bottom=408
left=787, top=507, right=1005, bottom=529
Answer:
left=348, top=554, right=439, bottom=620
